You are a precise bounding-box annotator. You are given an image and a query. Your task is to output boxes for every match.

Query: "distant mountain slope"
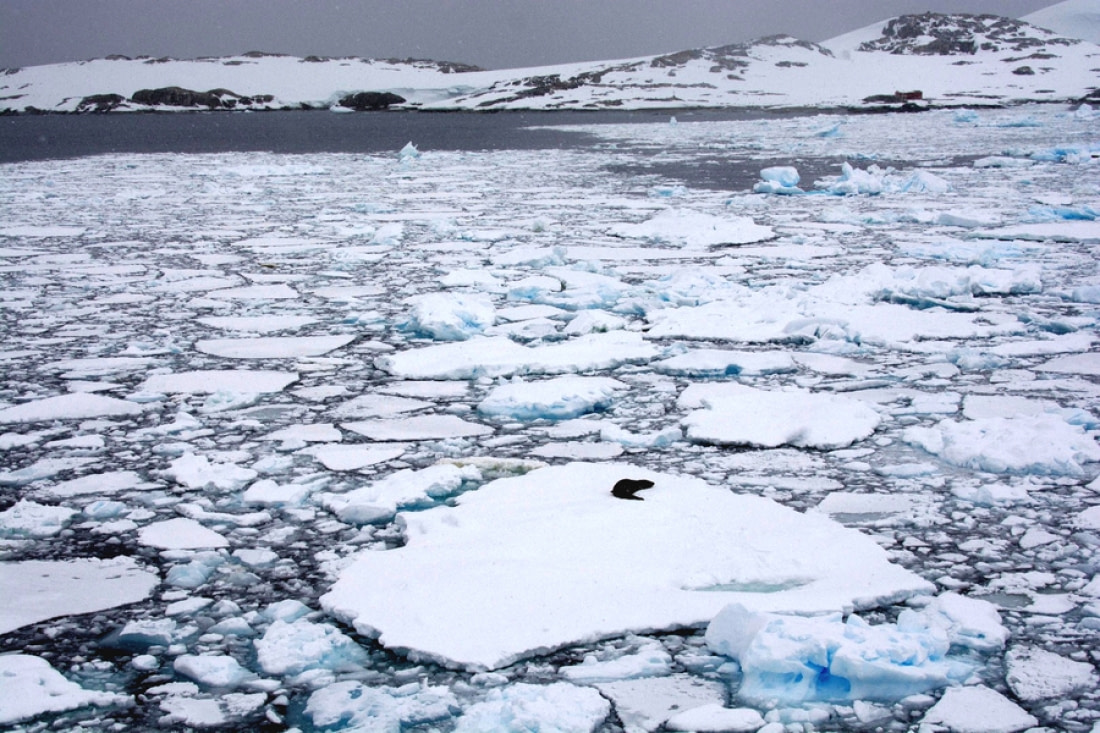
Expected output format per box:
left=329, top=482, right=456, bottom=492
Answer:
left=1, top=12, right=1096, bottom=114
left=1023, top=0, right=1100, bottom=45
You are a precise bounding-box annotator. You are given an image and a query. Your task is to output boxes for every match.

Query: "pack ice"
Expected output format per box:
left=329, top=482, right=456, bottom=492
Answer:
left=2, top=100, right=1100, bottom=731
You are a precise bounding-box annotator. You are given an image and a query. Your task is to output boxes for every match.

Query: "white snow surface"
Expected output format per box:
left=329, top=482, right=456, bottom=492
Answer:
left=323, top=463, right=932, bottom=670
left=3, top=9, right=1098, bottom=112
left=0, top=655, right=131, bottom=725
left=0, top=558, right=158, bottom=634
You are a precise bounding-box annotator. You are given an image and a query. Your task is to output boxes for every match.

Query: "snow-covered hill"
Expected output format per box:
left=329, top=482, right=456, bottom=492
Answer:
left=1023, top=0, right=1100, bottom=45
left=1, top=11, right=1097, bottom=113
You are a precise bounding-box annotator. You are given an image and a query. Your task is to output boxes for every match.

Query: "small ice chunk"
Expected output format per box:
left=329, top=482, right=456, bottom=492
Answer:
left=403, top=292, right=496, bottom=341
left=341, top=414, right=493, bottom=441
left=254, top=618, right=370, bottom=678
left=904, top=415, right=1100, bottom=476
left=306, top=680, right=458, bottom=732
left=0, top=655, right=130, bottom=725
left=453, top=682, right=610, bottom=733
left=754, top=166, right=804, bottom=195
left=705, top=603, right=968, bottom=703
left=1005, top=646, right=1098, bottom=701
left=919, top=686, right=1037, bottom=733
left=0, top=392, right=143, bottom=423
left=0, top=557, right=159, bottom=635
left=165, top=453, right=258, bottom=492
left=322, top=463, right=481, bottom=524
left=301, top=443, right=407, bottom=471
left=478, top=376, right=625, bottom=421
left=666, top=704, right=766, bottom=732
left=679, top=383, right=880, bottom=450
left=139, top=370, right=298, bottom=394
left=173, top=654, right=256, bottom=689
left=0, top=499, right=77, bottom=538
left=138, top=517, right=229, bottom=549
left=560, top=641, right=672, bottom=683
left=195, top=334, right=354, bottom=359
left=610, top=209, right=773, bottom=248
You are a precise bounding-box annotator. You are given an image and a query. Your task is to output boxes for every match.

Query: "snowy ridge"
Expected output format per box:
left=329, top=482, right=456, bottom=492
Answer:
left=2, top=10, right=1098, bottom=113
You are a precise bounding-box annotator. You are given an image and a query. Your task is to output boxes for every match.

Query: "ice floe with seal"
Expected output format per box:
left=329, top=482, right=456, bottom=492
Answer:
left=322, top=462, right=933, bottom=670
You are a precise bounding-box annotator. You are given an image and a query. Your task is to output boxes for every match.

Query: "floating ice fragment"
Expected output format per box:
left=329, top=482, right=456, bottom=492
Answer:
left=0, top=499, right=77, bottom=538
left=377, top=331, right=658, bottom=380
left=679, top=383, right=880, bottom=450
left=139, top=370, right=298, bottom=394
left=478, top=376, right=625, bottom=421
left=342, top=414, right=492, bottom=441
left=704, top=602, right=973, bottom=704
left=39, top=470, right=145, bottom=498
left=403, top=292, right=496, bottom=341
left=560, top=641, right=672, bottom=683
left=1005, top=646, right=1098, bottom=702
left=0, top=557, right=159, bottom=635
left=610, top=209, right=774, bottom=248
left=138, top=517, right=229, bottom=549
left=166, top=453, right=258, bottom=492
left=919, top=685, right=1037, bottom=733
left=173, top=654, right=256, bottom=690
left=306, top=680, right=458, bottom=732
left=321, top=463, right=481, bottom=524
left=904, top=415, right=1100, bottom=476
left=195, top=334, right=354, bottom=358
left=754, top=166, right=804, bottom=195
left=453, top=682, right=611, bottom=733
left=254, top=618, right=369, bottom=679
left=0, top=392, right=143, bottom=423
left=0, top=655, right=130, bottom=725
left=666, top=704, right=766, bottom=732
left=399, top=141, right=420, bottom=160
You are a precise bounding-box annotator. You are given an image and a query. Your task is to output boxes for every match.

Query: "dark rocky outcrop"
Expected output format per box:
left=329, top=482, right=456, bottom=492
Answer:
left=130, top=86, right=273, bottom=109
left=336, top=91, right=407, bottom=110
left=860, top=13, right=1080, bottom=55
left=76, top=93, right=127, bottom=112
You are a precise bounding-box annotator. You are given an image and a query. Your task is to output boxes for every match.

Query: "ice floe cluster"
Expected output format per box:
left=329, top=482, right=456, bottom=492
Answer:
left=0, top=104, right=1099, bottom=730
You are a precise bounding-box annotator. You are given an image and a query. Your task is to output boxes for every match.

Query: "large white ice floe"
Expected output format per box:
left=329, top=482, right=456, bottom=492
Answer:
left=1004, top=646, right=1098, bottom=702
left=478, top=376, right=626, bottom=421
left=0, top=392, right=143, bottom=423
left=194, top=334, right=355, bottom=358
left=138, top=369, right=298, bottom=394
left=903, top=415, right=1100, bottom=476
left=322, top=463, right=932, bottom=670
left=705, top=592, right=1005, bottom=704
left=609, top=208, right=774, bottom=248
left=0, top=654, right=131, bottom=725
left=0, top=557, right=158, bottom=634
left=376, top=331, right=659, bottom=380
left=678, top=383, right=881, bottom=449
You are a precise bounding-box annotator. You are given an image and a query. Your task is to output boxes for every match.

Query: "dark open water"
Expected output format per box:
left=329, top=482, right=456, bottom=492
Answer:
left=0, top=109, right=788, bottom=164
left=0, top=107, right=792, bottom=161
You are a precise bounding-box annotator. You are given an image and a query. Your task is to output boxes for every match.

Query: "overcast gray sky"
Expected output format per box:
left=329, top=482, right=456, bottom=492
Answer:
left=0, top=0, right=1063, bottom=71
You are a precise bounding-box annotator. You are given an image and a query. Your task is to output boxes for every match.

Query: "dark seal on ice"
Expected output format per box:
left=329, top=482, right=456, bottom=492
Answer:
left=612, top=478, right=655, bottom=501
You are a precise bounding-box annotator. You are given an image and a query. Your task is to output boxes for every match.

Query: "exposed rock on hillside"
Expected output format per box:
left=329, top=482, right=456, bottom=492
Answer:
left=860, top=13, right=1081, bottom=55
